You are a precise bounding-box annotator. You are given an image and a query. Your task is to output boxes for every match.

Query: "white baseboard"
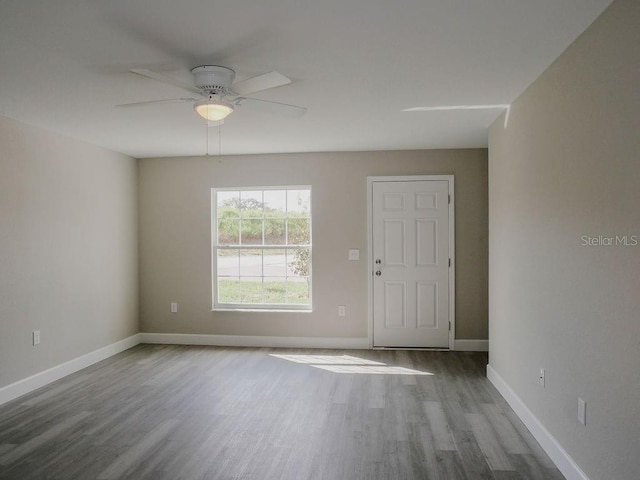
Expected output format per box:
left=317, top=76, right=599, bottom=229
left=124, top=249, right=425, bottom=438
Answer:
left=0, top=334, right=141, bottom=407
left=486, top=364, right=590, bottom=480
left=453, top=339, right=489, bottom=351
left=142, top=334, right=486, bottom=351
left=141, top=333, right=370, bottom=350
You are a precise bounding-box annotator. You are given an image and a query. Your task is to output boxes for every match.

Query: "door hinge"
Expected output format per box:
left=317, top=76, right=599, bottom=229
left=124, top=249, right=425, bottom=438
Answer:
left=448, top=194, right=451, bottom=204
left=449, top=258, right=451, bottom=267
left=448, top=321, right=451, bottom=331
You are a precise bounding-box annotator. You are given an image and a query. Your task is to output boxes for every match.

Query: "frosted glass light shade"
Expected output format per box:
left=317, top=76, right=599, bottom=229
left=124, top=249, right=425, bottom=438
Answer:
left=194, top=99, right=234, bottom=121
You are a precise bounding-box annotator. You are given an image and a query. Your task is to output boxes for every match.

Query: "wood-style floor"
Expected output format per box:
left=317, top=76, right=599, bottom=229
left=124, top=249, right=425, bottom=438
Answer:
left=0, top=345, right=564, bottom=480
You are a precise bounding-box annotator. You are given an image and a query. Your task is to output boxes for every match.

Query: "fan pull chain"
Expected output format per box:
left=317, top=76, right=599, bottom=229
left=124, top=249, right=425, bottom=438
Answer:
left=205, top=120, right=222, bottom=160
left=206, top=121, right=210, bottom=156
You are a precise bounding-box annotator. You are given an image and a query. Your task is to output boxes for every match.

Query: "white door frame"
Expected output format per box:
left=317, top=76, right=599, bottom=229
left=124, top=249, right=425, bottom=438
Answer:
left=367, top=175, right=455, bottom=349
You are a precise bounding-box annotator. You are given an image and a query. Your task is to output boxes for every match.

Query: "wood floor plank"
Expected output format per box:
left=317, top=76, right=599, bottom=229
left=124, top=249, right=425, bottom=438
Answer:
left=407, top=422, right=444, bottom=480
left=97, top=419, right=179, bottom=479
left=0, top=346, right=565, bottom=480
left=449, top=427, right=497, bottom=479
left=466, top=412, right=514, bottom=472
left=481, top=403, right=531, bottom=455
left=0, top=411, right=91, bottom=466
left=0, top=444, right=16, bottom=457
left=424, top=401, right=457, bottom=451
left=20, top=373, right=92, bottom=407
left=434, top=450, right=471, bottom=480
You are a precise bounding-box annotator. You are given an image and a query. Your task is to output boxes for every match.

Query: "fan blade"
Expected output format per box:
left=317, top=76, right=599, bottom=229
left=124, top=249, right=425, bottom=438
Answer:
left=234, top=97, right=307, bottom=117
left=231, top=71, right=291, bottom=95
left=115, top=97, right=198, bottom=108
left=130, top=69, right=201, bottom=95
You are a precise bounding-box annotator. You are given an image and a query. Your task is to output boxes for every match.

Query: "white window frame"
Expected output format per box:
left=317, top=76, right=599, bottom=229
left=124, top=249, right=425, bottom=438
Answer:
left=211, top=186, right=312, bottom=312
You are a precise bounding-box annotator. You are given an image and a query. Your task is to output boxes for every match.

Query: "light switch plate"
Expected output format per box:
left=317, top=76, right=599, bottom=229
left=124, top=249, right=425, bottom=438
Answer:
left=348, top=249, right=360, bottom=260
left=578, top=397, right=586, bottom=425
left=171, top=302, right=178, bottom=313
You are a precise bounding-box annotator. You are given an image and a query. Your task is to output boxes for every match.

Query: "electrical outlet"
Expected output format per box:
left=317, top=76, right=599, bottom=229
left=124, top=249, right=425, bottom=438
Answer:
left=578, top=397, right=586, bottom=425
left=171, top=302, right=178, bottom=313
left=338, top=305, right=346, bottom=317
left=348, top=249, right=360, bottom=261
left=539, top=368, right=545, bottom=388
left=33, top=330, right=41, bottom=346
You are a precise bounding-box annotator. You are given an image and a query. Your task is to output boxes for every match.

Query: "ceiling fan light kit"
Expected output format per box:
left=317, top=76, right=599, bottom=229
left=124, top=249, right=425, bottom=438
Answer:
left=194, top=95, right=234, bottom=121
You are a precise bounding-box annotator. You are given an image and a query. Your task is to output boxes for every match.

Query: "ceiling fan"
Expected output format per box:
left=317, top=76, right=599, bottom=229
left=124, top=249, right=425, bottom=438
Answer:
left=116, top=65, right=307, bottom=121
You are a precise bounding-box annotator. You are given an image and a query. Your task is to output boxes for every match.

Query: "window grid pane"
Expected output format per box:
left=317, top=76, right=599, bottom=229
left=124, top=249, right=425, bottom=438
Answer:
left=213, top=187, right=311, bottom=309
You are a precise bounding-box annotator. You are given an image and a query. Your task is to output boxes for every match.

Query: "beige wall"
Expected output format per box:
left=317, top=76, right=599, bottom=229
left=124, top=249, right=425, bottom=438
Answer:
left=138, top=149, right=488, bottom=341
left=488, top=1, right=640, bottom=479
left=0, top=115, right=139, bottom=390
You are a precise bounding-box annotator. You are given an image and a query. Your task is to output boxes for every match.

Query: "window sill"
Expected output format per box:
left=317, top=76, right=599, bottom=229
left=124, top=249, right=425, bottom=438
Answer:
left=212, top=308, right=312, bottom=313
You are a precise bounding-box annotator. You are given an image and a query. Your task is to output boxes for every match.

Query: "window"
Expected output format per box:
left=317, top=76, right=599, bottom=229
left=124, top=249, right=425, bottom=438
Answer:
left=212, top=187, right=312, bottom=310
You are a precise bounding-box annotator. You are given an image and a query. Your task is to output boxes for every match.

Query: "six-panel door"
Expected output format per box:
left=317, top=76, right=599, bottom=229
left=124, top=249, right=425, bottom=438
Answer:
left=372, top=180, right=450, bottom=348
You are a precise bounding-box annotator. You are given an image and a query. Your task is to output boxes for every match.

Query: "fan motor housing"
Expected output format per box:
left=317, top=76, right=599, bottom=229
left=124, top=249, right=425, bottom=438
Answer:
left=191, top=65, right=236, bottom=93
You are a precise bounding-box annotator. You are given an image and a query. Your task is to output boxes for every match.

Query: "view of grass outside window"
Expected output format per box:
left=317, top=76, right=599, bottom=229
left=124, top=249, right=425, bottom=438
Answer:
left=212, top=187, right=311, bottom=310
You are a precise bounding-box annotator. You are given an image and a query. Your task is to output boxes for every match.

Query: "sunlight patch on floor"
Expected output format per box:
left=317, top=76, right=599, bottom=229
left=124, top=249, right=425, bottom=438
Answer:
left=269, top=354, right=385, bottom=365
left=312, top=365, right=433, bottom=375
left=270, top=354, right=434, bottom=375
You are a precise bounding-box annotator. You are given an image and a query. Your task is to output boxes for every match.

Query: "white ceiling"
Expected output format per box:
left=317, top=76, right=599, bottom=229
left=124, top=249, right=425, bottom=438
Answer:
left=0, top=0, right=612, bottom=158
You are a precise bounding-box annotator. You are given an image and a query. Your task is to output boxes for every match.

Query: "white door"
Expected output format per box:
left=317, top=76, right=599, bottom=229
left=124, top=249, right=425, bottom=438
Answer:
left=371, top=179, right=452, bottom=348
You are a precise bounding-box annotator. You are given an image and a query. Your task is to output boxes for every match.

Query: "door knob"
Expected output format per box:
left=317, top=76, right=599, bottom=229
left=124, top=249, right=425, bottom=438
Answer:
left=375, top=259, right=381, bottom=264
left=375, top=270, right=382, bottom=276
